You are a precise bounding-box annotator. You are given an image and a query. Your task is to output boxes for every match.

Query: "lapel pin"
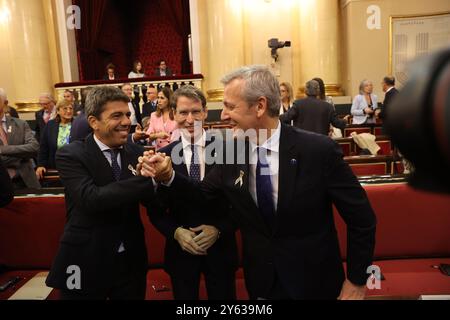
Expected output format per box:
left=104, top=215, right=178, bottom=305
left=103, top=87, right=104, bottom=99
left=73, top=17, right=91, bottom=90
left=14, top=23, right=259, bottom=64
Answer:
left=235, top=170, right=244, bottom=187
left=290, top=159, right=297, bottom=165
left=128, top=164, right=137, bottom=176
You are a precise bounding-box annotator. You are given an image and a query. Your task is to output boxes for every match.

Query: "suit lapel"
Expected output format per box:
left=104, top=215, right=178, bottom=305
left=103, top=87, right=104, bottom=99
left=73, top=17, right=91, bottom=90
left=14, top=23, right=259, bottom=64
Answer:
left=276, top=125, right=299, bottom=228
left=86, top=135, right=116, bottom=185
left=173, top=139, right=189, bottom=177
left=230, top=139, right=272, bottom=236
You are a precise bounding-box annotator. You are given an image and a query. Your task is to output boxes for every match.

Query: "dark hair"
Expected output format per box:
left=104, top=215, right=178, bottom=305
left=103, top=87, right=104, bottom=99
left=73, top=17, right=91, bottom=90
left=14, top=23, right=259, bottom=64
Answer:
left=312, top=77, right=326, bottom=100
left=156, top=86, right=174, bottom=120
left=85, top=86, right=129, bottom=119
left=158, top=60, right=167, bottom=66
left=172, top=85, right=207, bottom=110
left=383, top=76, right=395, bottom=87
left=305, top=80, right=320, bottom=97
left=106, top=63, right=116, bottom=71
left=132, top=60, right=144, bottom=74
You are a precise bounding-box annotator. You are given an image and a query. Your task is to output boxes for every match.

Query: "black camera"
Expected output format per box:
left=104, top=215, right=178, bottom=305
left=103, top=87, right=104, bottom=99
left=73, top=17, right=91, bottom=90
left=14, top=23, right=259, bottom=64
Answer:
left=386, top=47, right=450, bottom=193
left=268, top=38, right=291, bottom=61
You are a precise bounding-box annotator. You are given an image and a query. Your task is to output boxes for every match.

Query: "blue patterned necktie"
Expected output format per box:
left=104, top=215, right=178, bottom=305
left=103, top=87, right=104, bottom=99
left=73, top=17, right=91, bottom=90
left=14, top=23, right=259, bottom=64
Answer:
left=107, top=149, right=121, bottom=181
left=189, top=144, right=201, bottom=182
left=256, top=147, right=275, bottom=227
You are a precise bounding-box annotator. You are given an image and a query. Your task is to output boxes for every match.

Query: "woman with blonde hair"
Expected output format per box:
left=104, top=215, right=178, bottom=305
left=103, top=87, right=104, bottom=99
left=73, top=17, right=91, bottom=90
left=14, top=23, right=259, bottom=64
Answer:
left=351, top=79, right=378, bottom=124
left=36, top=100, right=74, bottom=180
left=279, top=82, right=294, bottom=115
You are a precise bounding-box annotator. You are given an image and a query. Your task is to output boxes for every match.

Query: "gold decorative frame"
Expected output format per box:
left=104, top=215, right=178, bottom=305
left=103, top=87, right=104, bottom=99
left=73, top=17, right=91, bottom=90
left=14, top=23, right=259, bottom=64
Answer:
left=389, top=11, right=450, bottom=78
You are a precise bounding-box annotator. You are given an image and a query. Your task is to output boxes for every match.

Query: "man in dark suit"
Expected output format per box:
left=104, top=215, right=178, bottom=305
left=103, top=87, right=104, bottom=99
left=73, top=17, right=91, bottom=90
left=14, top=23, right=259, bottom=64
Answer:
left=35, top=93, right=56, bottom=142
left=46, top=86, right=158, bottom=300
left=144, top=66, right=376, bottom=300
left=154, top=60, right=173, bottom=77
left=0, top=158, right=13, bottom=207
left=121, top=83, right=142, bottom=134
left=149, top=85, right=238, bottom=300
left=142, top=86, right=158, bottom=118
left=379, top=76, right=399, bottom=121
left=281, top=80, right=346, bottom=135
left=70, top=87, right=93, bottom=143
left=0, top=88, right=40, bottom=190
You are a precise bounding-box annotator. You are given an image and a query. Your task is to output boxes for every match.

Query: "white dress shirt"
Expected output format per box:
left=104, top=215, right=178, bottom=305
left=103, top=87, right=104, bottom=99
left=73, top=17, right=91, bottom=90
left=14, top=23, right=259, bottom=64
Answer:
left=249, top=121, right=280, bottom=211
left=180, top=130, right=206, bottom=180
left=93, top=134, right=125, bottom=253
left=128, top=102, right=138, bottom=126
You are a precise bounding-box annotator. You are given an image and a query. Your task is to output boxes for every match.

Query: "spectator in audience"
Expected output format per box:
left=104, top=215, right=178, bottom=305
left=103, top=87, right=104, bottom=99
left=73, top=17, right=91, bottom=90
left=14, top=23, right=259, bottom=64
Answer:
left=63, top=89, right=82, bottom=115
left=0, top=88, right=40, bottom=190
left=148, top=85, right=238, bottom=300
left=46, top=86, right=160, bottom=300
left=379, top=76, right=398, bottom=121
left=36, top=100, right=74, bottom=180
left=146, top=87, right=178, bottom=150
left=281, top=80, right=346, bottom=135
left=154, top=60, right=173, bottom=77
left=313, top=77, right=334, bottom=107
left=70, top=87, right=93, bottom=142
left=35, top=93, right=56, bottom=142
left=279, top=82, right=294, bottom=115
left=351, top=79, right=378, bottom=124
left=314, top=77, right=349, bottom=137
left=128, top=60, right=147, bottom=105
left=121, top=83, right=142, bottom=133
left=145, top=65, right=376, bottom=300
left=142, top=86, right=158, bottom=118
left=0, top=158, right=13, bottom=207
left=103, top=63, right=118, bottom=81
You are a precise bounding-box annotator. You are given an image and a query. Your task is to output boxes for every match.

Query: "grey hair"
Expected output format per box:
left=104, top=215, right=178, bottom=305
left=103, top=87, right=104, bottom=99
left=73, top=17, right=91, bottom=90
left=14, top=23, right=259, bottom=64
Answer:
left=221, top=65, right=281, bottom=118
left=359, top=79, right=373, bottom=95
left=305, top=80, right=320, bottom=97
left=39, top=92, right=56, bottom=102
left=85, top=86, right=130, bottom=119
left=172, top=85, right=207, bottom=110
left=0, top=88, right=7, bottom=101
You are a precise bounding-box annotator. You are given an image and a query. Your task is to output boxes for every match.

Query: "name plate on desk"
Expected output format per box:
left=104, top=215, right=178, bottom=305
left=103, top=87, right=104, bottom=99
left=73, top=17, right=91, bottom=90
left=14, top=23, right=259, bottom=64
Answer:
left=8, top=272, right=53, bottom=300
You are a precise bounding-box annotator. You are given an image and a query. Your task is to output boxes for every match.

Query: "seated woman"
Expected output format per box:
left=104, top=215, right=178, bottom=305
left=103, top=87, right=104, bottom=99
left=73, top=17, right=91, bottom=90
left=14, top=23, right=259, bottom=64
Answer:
left=128, top=60, right=147, bottom=105
left=351, top=79, right=378, bottom=125
left=146, top=87, right=178, bottom=150
left=36, top=100, right=74, bottom=180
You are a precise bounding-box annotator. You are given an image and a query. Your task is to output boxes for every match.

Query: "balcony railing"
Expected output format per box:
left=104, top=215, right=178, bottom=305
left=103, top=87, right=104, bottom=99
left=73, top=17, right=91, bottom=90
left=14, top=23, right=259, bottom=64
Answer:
left=54, top=74, right=204, bottom=106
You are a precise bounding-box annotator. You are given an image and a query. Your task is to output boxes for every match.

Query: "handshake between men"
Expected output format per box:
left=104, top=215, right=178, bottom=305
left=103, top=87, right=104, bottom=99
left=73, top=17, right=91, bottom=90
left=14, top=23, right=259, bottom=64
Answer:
left=138, top=150, right=220, bottom=256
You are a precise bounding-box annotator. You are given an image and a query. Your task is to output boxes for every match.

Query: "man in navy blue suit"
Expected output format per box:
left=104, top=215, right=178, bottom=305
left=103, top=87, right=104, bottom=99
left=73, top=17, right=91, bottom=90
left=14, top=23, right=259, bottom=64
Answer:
left=148, top=85, right=238, bottom=300
left=143, top=66, right=377, bottom=300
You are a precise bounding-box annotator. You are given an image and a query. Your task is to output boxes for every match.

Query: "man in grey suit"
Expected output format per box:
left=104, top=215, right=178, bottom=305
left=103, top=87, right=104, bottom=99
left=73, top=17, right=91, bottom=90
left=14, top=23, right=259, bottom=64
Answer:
left=281, top=80, right=346, bottom=136
left=0, top=88, right=40, bottom=190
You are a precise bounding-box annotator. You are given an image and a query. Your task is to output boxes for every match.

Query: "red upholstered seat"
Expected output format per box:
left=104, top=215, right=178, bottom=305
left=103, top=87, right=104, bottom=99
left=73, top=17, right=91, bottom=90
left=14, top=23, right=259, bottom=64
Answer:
left=1, top=183, right=450, bottom=299
left=349, top=162, right=387, bottom=176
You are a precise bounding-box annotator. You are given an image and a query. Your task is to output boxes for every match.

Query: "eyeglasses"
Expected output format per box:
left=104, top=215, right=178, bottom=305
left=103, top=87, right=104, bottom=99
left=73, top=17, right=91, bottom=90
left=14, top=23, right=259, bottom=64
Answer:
left=177, top=110, right=204, bottom=120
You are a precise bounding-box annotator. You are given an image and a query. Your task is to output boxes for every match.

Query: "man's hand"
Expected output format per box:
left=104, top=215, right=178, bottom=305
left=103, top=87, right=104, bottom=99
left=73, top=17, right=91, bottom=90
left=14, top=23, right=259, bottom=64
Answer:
left=139, top=152, right=173, bottom=183
left=191, top=225, right=219, bottom=251
left=337, top=279, right=366, bottom=300
left=133, top=124, right=149, bottom=142
left=153, top=131, right=170, bottom=140
left=35, top=167, right=46, bottom=180
left=174, top=227, right=207, bottom=255
left=364, top=107, right=374, bottom=115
